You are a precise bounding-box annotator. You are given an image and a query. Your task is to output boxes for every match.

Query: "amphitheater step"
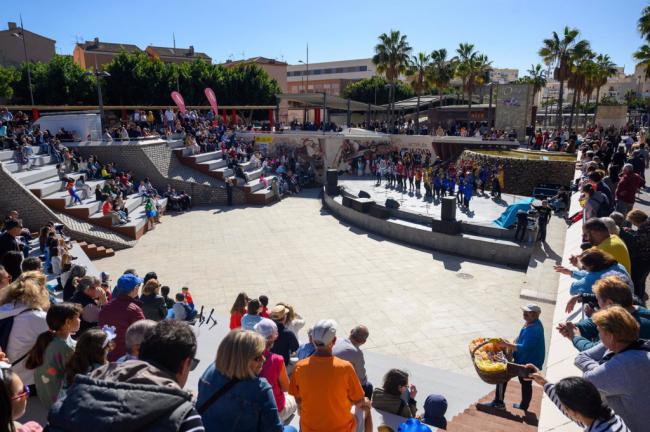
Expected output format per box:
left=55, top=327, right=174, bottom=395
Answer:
left=191, top=150, right=223, bottom=163
left=446, top=380, right=542, bottom=432
left=3, top=154, right=54, bottom=173
left=79, top=242, right=115, bottom=260
left=11, top=164, right=59, bottom=186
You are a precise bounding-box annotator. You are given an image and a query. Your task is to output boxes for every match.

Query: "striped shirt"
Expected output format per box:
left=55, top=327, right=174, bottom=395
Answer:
left=544, top=383, right=629, bottom=432
left=179, top=408, right=205, bottom=432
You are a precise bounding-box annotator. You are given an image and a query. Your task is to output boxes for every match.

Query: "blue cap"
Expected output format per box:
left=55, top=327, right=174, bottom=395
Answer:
left=115, top=273, right=143, bottom=295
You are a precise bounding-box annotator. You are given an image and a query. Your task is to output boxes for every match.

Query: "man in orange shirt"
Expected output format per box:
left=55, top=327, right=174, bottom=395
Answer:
left=289, top=319, right=371, bottom=432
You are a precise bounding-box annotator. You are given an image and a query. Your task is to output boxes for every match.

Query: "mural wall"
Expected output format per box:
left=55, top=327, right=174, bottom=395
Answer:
left=495, top=83, right=533, bottom=141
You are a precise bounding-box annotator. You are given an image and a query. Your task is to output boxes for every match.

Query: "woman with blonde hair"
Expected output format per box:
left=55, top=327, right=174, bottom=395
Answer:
left=139, top=279, right=167, bottom=321
left=197, top=329, right=296, bottom=432
left=0, top=271, right=50, bottom=387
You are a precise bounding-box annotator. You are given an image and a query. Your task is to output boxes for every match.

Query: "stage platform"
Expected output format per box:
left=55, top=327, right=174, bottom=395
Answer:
left=338, top=175, right=528, bottom=226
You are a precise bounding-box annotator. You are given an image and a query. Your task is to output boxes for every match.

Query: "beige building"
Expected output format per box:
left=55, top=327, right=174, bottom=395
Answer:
left=73, top=38, right=141, bottom=69
left=286, top=58, right=376, bottom=95
left=145, top=45, right=211, bottom=64
left=541, top=66, right=639, bottom=104
left=223, top=57, right=287, bottom=92
left=0, top=22, right=55, bottom=66
left=489, top=68, right=519, bottom=84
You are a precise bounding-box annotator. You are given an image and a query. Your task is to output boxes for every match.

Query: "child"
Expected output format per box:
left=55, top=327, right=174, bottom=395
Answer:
left=61, top=326, right=115, bottom=392
left=259, top=295, right=270, bottom=318
left=181, top=286, right=194, bottom=309
left=172, top=293, right=196, bottom=321
left=66, top=179, right=83, bottom=206
left=25, top=303, right=82, bottom=408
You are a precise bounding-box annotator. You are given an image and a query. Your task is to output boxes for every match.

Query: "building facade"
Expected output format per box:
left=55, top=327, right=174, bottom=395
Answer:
left=145, top=46, right=211, bottom=64
left=73, top=38, right=141, bottom=69
left=286, top=58, right=376, bottom=95
left=488, top=68, right=519, bottom=84
left=223, top=57, right=287, bottom=92
left=0, top=22, right=55, bottom=66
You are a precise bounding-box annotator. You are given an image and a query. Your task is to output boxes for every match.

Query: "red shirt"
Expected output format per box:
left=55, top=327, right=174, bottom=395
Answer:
left=260, top=350, right=286, bottom=411
left=229, top=311, right=244, bottom=329
left=102, top=201, right=112, bottom=216
left=98, top=295, right=145, bottom=361
left=183, top=291, right=194, bottom=305
left=260, top=306, right=270, bottom=318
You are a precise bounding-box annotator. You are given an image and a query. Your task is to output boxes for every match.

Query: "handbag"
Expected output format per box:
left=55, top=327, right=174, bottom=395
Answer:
left=196, top=379, right=240, bottom=414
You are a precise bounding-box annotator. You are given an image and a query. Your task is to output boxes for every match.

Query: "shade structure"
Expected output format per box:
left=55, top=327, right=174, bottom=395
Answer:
left=276, top=93, right=386, bottom=112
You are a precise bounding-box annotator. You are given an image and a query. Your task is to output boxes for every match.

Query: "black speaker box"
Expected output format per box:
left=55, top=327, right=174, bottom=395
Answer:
left=385, top=198, right=400, bottom=209
left=358, top=190, right=371, bottom=199
left=326, top=169, right=338, bottom=186
left=441, top=196, right=456, bottom=221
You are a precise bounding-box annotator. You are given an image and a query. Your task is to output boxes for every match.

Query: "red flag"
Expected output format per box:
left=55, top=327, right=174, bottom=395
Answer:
left=204, top=88, right=219, bottom=116
left=171, top=91, right=187, bottom=114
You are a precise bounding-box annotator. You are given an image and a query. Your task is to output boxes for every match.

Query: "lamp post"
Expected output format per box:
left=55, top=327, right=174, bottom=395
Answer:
left=12, top=16, right=34, bottom=106
left=85, top=69, right=111, bottom=133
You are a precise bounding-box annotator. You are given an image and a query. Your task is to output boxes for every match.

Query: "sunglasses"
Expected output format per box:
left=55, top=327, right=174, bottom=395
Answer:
left=11, top=385, right=30, bottom=401
left=190, top=358, right=200, bottom=371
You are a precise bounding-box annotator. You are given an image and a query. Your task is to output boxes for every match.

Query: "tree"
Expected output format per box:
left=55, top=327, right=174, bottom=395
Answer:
left=639, top=5, right=650, bottom=41
left=539, top=26, right=589, bottom=129
left=0, top=66, right=16, bottom=100
left=342, top=76, right=413, bottom=105
left=453, top=43, right=491, bottom=126
left=566, top=45, right=593, bottom=131
left=406, top=52, right=431, bottom=133
left=428, top=48, right=455, bottom=107
left=594, top=54, right=618, bottom=119
left=372, top=30, right=412, bottom=129
left=525, top=64, right=548, bottom=106
left=580, top=60, right=599, bottom=129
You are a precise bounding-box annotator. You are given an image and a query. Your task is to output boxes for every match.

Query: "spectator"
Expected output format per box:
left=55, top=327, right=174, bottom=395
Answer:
left=0, top=219, right=23, bottom=263
left=253, top=318, right=298, bottom=424
left=0, top=265, right=10, bottom=292
left=49, top=320, right=204, bottom=432
left=69, top=276, right=106, bottom=336
left=172, top=293, right=196, bottom=322
left=527, top=372, right=630, bottom=432
left=581, top=184, right=608, bottom=221
left=1, top=251, right=23, bottom=282
left=259, top=295, right=270, bottom=318
left=333, top=325, right=373, bottom=399
left=20, top=257, right=42, bottom=274
left=181, top=286, right=194, bottom=308
left=614, top=164, right=643, bottom=215
left=559, top=276, right=650, bottom=352
left=480, top=304, right=544, bottom=411
left=624, top=209, right=650, bottom=299
left=574, top=306, right=649, bottom=432
left=0, top=362, right=43, bottom=432
left=269, top=305, right=299, bottom=366
left=61, top=326, right=115, bottom=391
left=277, top=303, right=305, bottom=338
left=160, top=285, right=175, bottom=309
left=62, top=264, right=87, bottom=302
left=116, top=319, right=157, bottom=362
left=289, top=319, right=370, bottom=432
left=241, top=298, right=263, bottom=330
left=197, top=329, right=294, bottom=432
left=582, top=218, right=631, bottom=274
left=0, top=271, right=49, bottom=387
left=554, top=248, right=631, bottom=296
left=139, top=279, right=167, bottom=321
left=98, top=273, right=145, bottom=361
left=296, top=327, right=316, bottom=360
left=229, top=292, right=248, bottom=330
left=25, top=303, right=81, bottom=408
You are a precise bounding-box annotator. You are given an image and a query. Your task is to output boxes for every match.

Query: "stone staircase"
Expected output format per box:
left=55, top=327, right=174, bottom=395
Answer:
left=0, top=149, right=166, bottom=243
left=171, top=144, right=276, bottom=205
left=446, top=380, right=542, bottom=432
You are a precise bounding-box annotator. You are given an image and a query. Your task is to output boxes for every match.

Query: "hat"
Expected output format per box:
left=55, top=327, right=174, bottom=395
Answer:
left=115, top=273, right=143, bottom=295
left=253, top=318, right=278, bottom=339
left=312, top=319, right=337, bottom=346
left=100, top=272, right=110, bottom=283
left=269, top=305, right=288, bottom=321
left=521, top=303, right=541, bottom=313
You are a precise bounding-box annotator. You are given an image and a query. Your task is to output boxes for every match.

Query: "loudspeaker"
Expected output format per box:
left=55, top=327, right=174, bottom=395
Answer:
left=326, top=184, right=339, bottom=196
left=326, top=169, right=338, bottom=186
left=358, top=190, right=371, bottom=199
left=441, top=196, right=456, bottom=221
left=385, top=198, right=400, bottom=209
left=431, top=219, right=462, bottom=235
left=369, top=205, right=391, bottom=219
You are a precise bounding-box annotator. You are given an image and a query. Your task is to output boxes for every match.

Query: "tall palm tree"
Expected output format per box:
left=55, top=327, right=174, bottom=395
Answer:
left=526, top=64, right=548, bottom=106
left=468, top=54, right=492, bottom=125
left=372, top=30, right=412, bottom=130
left=566, top=46, right=593, bottom=131
left=406, top=52, right=431, bottom=134
left=594, top=53, right=618, bottom=118
left=428, top=48, right=455, bottom=108
left=453, top=43, right=477, bottom=126
left=580, top=60, right=599, bottom=129
left=638, top=5, right=650, bottom=41
left=539, top=26, right=589, bottom=129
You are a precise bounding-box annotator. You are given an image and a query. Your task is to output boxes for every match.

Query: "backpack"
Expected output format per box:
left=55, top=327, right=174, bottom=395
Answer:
left=592, top=192, right=610, bottom=218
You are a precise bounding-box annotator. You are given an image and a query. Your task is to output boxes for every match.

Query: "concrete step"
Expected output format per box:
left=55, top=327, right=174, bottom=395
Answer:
left=3, top=154, right=54, bottom=173
left=191, top=150, right=223, bottom=163
left=31, top=174, right=99, bottom=199
left=210, top=166, right=233, bottom=180
left=0, top=150, right=15, bottom=162
left=243, top=175, right=275, bottom=193
left=243, top=167, right=262, bottom=182
left=89, top=197, right=167, bottom=239
left=166, top=140, right=185, bottom=149
left=198, top=158, right=227, bottom=171
left=11, top=164, right=59, bottom=186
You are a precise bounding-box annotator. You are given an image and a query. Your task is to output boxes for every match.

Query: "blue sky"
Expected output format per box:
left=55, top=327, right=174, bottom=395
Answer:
left=5, top=0, right=647, bottom=74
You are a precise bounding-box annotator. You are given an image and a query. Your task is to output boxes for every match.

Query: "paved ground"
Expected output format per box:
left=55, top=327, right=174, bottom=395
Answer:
left=338, top=175, right=529, bottom=224
left=98, top=187, right=555, bottom=376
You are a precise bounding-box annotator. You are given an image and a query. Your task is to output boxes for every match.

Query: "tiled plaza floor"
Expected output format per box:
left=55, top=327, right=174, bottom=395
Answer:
left=98, top=188, right=551, bottom=376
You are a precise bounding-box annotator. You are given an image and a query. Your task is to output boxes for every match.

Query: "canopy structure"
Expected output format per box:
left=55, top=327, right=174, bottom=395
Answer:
left=276, top=93, right=386, bottom=112
left=388, top=94, right=482, bottom=110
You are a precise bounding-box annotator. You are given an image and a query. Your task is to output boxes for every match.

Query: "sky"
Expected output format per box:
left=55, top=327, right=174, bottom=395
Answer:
left=4, top=0, right=648, bottom=75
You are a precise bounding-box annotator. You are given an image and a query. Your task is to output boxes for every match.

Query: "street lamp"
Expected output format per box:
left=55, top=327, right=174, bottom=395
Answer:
left=11, top=17, right=34, bottom=106
left=85, top=69, right=111, bottom=132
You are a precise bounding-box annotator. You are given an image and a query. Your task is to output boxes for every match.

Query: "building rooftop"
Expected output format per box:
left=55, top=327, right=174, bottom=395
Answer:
left=77, top=38, right=141, bottom=54
left=223, top=56, right=287, bottom=66
left=146, top=45, right=211, bottom=61
left=1, top=21, right=55, bottom=42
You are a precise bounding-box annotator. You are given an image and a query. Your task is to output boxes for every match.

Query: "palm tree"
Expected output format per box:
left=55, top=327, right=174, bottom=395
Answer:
left=453, top=43, right=476, bottom=126
left=406, top=52, right=431, bottom=134
left=526, top=64, right=548, bottom=106
left=469, top=54, right=492, bottom=125
left=566, top=46, right=593, bottom=131
left=428, top=49, right=455, bottom=108
left=373, top=30, right=412, bottom=131
left=539, top=26, right=589, bottom=129
left=580, top=60, right=599, bottom=129
left=594, top=53, right=618, bottom=119
left=638, top=5, right=650, bottom=41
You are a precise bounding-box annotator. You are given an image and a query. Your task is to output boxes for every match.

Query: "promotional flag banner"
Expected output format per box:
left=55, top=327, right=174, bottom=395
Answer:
left=171, top=91, right=187, bottom=114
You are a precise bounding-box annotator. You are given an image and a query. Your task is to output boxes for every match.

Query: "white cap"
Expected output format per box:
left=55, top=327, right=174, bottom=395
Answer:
left=521, top=303, right=541, bottom=313
left=312, top=319, right=338, bottom=346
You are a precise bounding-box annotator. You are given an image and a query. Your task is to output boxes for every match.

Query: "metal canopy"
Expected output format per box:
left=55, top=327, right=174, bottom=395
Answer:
left=389, top=94, right=482, bottom=109
left=277, top=93, right=386, bottom=111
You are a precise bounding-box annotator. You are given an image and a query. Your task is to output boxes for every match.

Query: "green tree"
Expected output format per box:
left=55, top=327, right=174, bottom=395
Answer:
left=406, top=52, right=431, bottom=133
left=341, top=76, right=413, bottom=105
left=453, top=43, right=492, bottom=125
left=639, top=4, right=650, bottom=41
left=372, top=30, right=412, bottom=128
left=0, top=66, right=16, bottom=100
left=566, top=45, right=593, bottom=131
left=428, top=48, right=455, bottom=106
left=594, top=54, right=618, bottom=119
left=539, top=26, right=589, bottom=129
